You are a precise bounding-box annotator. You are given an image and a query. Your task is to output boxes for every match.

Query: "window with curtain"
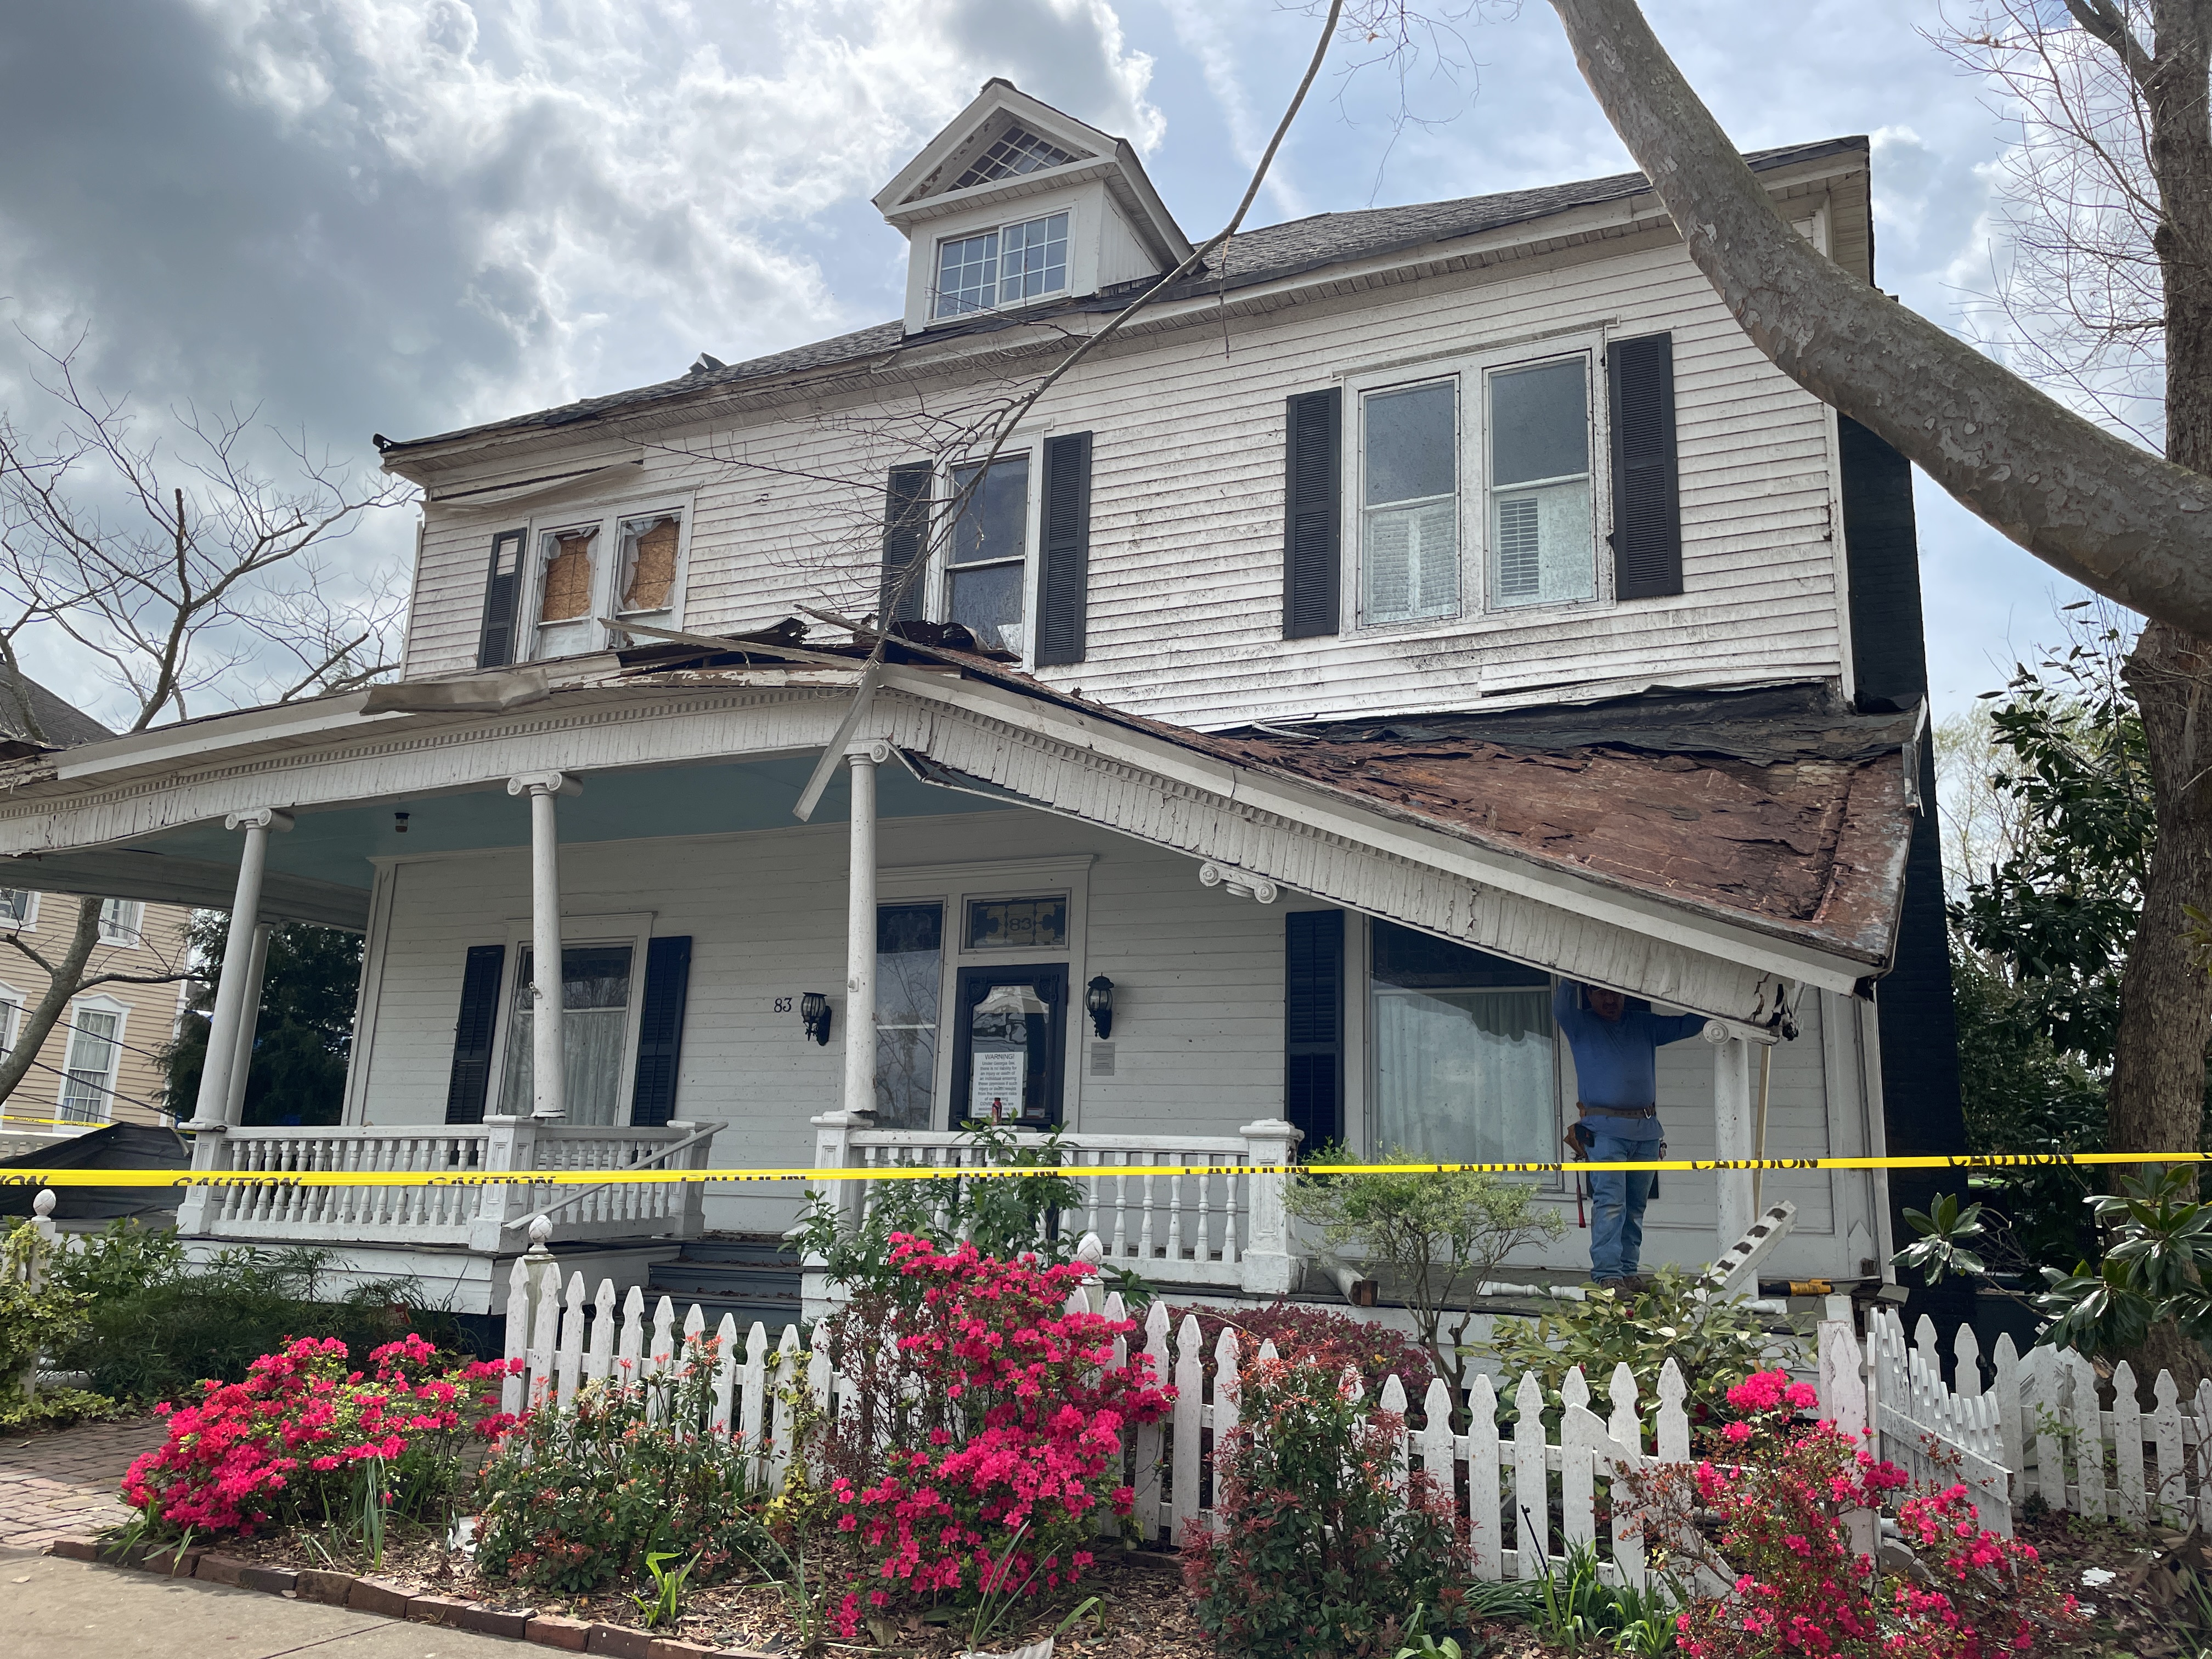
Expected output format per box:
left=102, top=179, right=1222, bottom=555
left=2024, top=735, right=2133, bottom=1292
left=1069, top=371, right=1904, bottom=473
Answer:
left=496, top=944, right=636, bottom=1124
left=1361, top=379, right=1459, bottom=625
left=0, top=890, right=33, bottom=926
left=1369, top=920, right=1555, bottom=1162
left=1488, top=354, right=1595, bottom=608
left=59, top=1006, right=122, bottom=1122
left=874, top=903, right=943, bottom=1128
left=98, top=898, right=143, bottom=944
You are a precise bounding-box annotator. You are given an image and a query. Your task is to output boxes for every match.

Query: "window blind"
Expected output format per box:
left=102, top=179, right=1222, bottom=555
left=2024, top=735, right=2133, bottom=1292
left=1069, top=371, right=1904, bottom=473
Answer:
left=629, top=936, right=693, bottom=1127
left=443, top=945, right=506, bottom=1125
left=1606, top=333, right=1683, bottom=599
left=1284, top=909, right=1344, bottom=1149
left=880, top=463, right=934, bottom=625
left=1036, top=431, right=1093, bottom=666
left=1283, top=389, right=1341, bottom=639
left=477, top=529, right=526, bottom=669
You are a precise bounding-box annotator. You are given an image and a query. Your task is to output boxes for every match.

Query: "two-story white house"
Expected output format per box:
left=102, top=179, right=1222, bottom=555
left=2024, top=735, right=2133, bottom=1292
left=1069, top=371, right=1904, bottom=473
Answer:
left=0, top=82, right=1961, bottom=1327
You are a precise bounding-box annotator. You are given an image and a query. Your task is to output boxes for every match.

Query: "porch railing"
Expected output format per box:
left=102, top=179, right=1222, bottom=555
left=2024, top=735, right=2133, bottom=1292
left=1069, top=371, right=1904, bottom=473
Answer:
left=810, top=1113, right=1304, bottom=1295
left=176, top=1116, right=720, bottom=1250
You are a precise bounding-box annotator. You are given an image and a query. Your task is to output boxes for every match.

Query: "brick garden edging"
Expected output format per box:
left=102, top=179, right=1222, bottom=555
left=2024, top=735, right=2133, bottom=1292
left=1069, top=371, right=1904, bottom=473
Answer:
left=43, top=1537, right=776, bottom=1658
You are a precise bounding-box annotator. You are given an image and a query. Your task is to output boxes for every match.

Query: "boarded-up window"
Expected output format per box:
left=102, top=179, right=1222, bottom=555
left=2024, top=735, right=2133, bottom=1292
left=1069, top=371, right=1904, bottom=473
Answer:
left=539, top=529, right=596, bottom=623
left=619, top=514, right=680, bottom=613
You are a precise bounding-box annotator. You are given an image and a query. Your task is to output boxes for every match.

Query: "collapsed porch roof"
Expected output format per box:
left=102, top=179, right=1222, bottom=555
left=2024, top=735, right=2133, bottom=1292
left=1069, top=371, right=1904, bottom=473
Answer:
left=0, top=634, right=1918, bottom=1016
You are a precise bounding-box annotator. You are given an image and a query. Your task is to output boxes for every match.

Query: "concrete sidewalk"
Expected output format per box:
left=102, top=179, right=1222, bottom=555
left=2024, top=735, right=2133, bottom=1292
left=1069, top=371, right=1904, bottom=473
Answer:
left=1, top=1551, right=526, bottom=1657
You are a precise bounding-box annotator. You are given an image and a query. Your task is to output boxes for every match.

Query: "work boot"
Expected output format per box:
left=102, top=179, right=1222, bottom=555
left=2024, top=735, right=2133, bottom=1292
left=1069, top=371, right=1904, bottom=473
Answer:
left=1593, top=1277, right=1632, bottom=1294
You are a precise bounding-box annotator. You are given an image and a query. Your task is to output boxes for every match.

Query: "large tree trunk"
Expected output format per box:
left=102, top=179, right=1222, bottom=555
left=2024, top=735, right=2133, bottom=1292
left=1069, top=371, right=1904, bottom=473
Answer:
left=1544, top=0, right=2212, bottom=637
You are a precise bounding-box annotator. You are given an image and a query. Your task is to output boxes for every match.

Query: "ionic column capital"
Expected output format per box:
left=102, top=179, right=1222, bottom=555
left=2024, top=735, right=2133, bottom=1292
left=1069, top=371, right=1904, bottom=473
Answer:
left=224, top=808, right=294, bottom=833
left=843, top=739, right=892, bottom=766
left=507, top=770, right=582, bottom=798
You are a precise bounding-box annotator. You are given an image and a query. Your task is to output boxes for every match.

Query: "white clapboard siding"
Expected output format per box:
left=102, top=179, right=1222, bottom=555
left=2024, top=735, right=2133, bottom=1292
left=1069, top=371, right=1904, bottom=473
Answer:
left=404, top=212, right=1856, bottom=733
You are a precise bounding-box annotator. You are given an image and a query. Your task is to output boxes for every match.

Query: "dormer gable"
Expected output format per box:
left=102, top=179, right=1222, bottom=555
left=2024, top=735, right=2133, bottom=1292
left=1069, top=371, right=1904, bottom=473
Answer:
left=874, top=79, right=1190, bottom=336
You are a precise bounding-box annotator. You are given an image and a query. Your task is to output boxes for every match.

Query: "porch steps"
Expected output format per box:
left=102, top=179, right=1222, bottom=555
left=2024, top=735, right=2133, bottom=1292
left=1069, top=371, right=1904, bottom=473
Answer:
left=645, top=1234, right=803, bottom=1336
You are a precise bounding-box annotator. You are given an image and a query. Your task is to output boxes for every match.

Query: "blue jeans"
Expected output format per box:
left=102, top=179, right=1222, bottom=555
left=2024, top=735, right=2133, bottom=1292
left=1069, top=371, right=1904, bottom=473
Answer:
left=1587, top=1125, right=1660, bottom=1280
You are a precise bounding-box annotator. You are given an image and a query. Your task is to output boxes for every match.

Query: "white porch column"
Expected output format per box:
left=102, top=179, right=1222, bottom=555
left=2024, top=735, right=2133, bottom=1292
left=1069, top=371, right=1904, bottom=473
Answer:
left=1706, top=1021, right=1756, bottom=1256
left=188, top=808, right=292, bottom=1131
left=842, top=740, right=887, bottom=1119
left=219, top=923, right=274, bottom=1124
left=508, top=771, right=579, bottom=1120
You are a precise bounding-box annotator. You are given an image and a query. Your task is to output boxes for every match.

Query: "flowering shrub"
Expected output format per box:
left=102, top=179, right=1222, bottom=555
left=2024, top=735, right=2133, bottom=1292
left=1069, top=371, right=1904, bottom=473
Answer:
left=810, top=1234, right=1171, bottom=1639
left=1621, top=1368, right=2087, bottom=1659
left=1183, top=1355, right=1464, bottom=1659
left=475, top=1334, right=772, bottom=1594
left=1167, top=1299, right=1438, bottom=1397
left=122, top=1333, right=515, bottom=1537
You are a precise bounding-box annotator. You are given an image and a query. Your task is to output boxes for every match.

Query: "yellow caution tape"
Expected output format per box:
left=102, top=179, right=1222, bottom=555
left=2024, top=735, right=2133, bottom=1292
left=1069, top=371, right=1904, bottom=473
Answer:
left=0, top=1150, right=2202, bottom=1189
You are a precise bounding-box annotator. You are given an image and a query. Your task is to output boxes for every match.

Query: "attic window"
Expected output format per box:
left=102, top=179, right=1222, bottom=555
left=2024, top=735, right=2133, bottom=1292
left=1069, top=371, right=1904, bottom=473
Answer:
left=954, top=126, right=1075, bottom=190
left=933, top=211, right=1070, bottom=318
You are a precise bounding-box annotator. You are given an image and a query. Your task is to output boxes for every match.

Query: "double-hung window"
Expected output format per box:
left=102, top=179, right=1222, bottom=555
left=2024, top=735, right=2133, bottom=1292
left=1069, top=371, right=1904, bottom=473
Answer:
left=0, top=889, right=35, bottom=928
left=59, top=1000, right=125, bottom=1124
left=496, top=943, right=637, bottom=1125
left=933, top=211, right=1071, bottom=319
left=1353, top=342, right=1601, bottom=628
left=98, top=898, right=143, bottom=945
left=523, top=503, right=690, bottom=662
left=944, top=454, right=1032, bottom=654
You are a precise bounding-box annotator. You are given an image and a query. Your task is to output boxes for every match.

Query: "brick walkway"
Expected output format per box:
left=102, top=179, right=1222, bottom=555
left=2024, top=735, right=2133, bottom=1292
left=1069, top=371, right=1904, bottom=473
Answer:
left=0, top=1416, right=163, bottom=1550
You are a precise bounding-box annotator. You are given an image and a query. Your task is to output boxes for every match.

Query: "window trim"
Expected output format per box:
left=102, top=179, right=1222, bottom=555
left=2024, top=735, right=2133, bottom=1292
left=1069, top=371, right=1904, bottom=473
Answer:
left=483, top=911, right=657, bottom=1125
left=0, top=890, right=37, bottom=930
left=97, top=898, right=144, bottom=946
left=58, top=993, right=128, bottom=1126
left=516, top=495, right=696, bottom=664
left=0, top=978, right=22, bottom=1057
left=1343, top=330, right=1613, bottom=635
left=927, top=447, right=1045, bottom=663
left=929, top=205, right=1078, bottom=321
left=874, top=856, right=1094, bottom=1132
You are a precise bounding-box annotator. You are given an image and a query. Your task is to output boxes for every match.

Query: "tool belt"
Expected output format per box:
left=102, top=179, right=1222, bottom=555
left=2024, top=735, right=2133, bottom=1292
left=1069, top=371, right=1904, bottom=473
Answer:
left=1577, top=1102, right=1658, bottom=1119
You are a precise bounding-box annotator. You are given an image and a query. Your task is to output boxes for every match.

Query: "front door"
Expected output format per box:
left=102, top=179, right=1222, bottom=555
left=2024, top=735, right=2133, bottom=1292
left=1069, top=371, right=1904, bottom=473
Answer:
left=950, top=963, right=1068, bottom=1129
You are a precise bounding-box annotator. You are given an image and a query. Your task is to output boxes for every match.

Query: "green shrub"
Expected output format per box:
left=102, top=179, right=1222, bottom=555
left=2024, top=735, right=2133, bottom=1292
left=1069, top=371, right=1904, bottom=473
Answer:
left=0, top=1224, right=98, bottom=1423
left=475, top=1334, right=770, bottom=1595
left=1289, top=1148, right=1564, bottom=1418
left=1474, top=1264, right=1794, bottom=1432
left=51, top=1234, right=472, bottom=1402
left=0, top=1386, right=128, bottom=1434
left=1182, top=1355, right=1466, bottom=1658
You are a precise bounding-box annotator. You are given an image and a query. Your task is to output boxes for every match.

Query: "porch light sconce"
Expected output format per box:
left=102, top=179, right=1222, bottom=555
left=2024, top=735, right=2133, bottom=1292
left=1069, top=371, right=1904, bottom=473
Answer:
left=1198, top=860, right=1279, bottom=905
left=1085, top=975, right=1114, bottom=1040
left=393, top=811, right=410, bottom=834
left=800, top=992, right=833, bottom=1046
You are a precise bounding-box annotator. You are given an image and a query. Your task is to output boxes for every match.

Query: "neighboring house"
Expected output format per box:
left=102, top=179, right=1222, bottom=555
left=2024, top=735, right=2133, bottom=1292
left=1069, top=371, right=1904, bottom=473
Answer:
left=0, top=675, right=192, bottom=1143
left=0, top=82, right=1959, bottom=1322
left=0, top=886, right=191, bottom=1136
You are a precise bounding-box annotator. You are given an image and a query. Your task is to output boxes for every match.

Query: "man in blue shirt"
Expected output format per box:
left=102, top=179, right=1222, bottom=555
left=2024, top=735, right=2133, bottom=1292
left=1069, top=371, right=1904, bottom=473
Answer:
left=1551, top=979, right=1707, bottom=1290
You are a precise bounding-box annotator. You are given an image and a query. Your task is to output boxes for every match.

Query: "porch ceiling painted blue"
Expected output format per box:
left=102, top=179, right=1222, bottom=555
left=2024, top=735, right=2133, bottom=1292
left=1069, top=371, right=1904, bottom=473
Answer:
left=112, top=755, right=1006, bottom=889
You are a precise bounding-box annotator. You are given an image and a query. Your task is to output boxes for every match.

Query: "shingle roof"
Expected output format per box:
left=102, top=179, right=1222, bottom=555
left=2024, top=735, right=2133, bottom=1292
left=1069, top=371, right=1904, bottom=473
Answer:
left=381, top=136, right=1865, bottom=458
left=0, top=669, right=114, bottom=758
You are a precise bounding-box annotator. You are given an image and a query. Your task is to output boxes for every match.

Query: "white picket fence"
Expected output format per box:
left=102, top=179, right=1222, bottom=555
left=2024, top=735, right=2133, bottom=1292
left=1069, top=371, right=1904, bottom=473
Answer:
left=503, top=1239, right=1712, bottom=1584
left=1835, top=1303, right=2212, bottom=1536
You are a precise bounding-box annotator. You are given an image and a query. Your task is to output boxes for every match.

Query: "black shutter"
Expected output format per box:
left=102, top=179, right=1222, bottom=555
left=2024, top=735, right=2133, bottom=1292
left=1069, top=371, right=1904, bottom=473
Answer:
left=880, top=463, right=933, bottom=625
left=1036, top=432, right=1093, bottom=666
left=1607, top=333, right=1683, bottom=599
left=1283, top=390, right=1341, bottom=638
left=477, top=529, right=526, bottom=668
left=629, top=935, right=693, bottom=1128
left=443, top=945, right=506, bottom=1125
left=1284, top=910, right=1344, bottom=1150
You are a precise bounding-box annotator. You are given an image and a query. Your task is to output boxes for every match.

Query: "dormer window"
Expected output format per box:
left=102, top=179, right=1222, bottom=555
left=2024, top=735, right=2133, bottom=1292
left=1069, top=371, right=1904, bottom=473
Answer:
left=933, top=211, right=1071, bottom=319
left=955, top=126, right=1077, bottom=189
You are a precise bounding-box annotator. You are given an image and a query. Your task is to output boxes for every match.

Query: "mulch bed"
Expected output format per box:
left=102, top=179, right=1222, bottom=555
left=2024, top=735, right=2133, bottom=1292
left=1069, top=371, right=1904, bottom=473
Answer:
left=200, top=1523, right=1217, bottom=1657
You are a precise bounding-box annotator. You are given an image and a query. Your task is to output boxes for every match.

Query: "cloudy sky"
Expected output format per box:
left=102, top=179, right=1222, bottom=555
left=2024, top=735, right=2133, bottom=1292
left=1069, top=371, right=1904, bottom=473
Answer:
left=0, top=0, right=2096, bottom=727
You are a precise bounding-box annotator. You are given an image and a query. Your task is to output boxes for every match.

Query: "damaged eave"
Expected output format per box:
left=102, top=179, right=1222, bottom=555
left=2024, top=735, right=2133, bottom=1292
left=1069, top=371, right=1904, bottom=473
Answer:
left=863, top=663, right=1916, bottom=989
